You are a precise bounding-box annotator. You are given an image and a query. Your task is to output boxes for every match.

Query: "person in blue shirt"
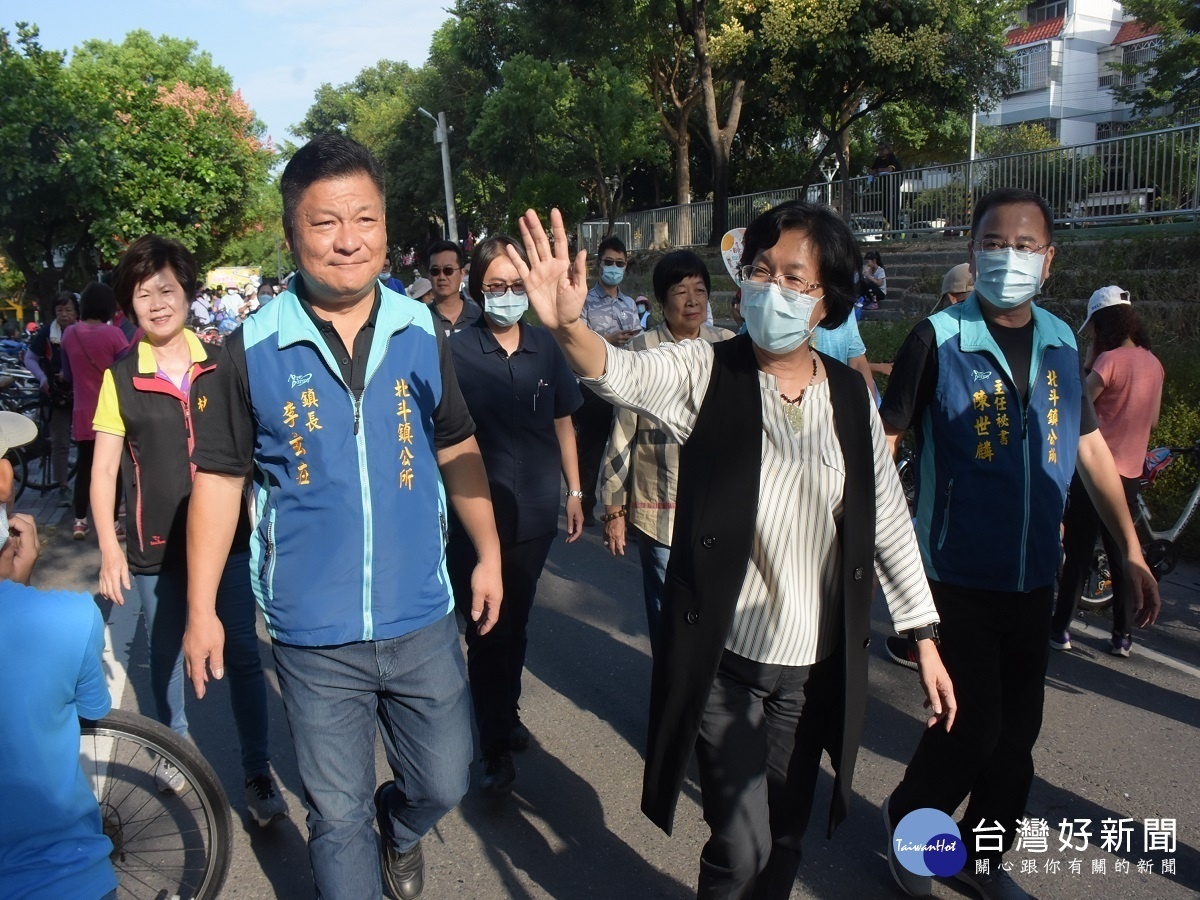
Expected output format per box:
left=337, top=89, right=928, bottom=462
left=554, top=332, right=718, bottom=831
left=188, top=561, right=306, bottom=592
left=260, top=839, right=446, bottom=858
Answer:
left=0, top=410, right=117, bottom=900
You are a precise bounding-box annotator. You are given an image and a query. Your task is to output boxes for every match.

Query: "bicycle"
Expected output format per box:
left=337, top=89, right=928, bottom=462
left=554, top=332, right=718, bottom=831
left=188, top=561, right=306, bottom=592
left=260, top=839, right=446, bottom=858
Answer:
left=1079, top=438, right=1200, bottom=612
left=79, top=708, right=232, bottom=900
left=0, top=391, right=79, bottom=497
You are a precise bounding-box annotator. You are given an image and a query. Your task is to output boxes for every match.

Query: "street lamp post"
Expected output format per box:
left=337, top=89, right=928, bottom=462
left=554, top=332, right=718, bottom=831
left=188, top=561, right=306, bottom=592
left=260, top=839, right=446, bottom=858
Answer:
left=819, top=155, right=840, bottom=210
left=603, top=174, right=622, bottom=235
left=418, top=107, right=458, bottom=243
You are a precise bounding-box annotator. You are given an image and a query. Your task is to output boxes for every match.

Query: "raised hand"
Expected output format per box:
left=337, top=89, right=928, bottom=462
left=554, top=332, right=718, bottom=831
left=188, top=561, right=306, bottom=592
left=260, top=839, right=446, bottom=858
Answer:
left=507, top=209, right=588, bottom=332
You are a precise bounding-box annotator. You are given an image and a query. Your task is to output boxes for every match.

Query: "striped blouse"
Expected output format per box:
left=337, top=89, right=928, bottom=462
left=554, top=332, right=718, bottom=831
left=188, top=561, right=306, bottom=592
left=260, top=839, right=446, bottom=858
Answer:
left=585, top=338, right=937, bottom=667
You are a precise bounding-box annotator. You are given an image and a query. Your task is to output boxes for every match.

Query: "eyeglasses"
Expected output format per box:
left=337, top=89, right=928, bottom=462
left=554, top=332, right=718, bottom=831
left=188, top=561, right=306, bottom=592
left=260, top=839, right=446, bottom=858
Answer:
left=599, top=258, right=627, bottom=268
left=481, top=281, right=525, bottom=294
left=739, top=265, right=821, bottom=295
left=971, top=239, right=1051, bottom=255
left=429, top=265, right=461, bottom=277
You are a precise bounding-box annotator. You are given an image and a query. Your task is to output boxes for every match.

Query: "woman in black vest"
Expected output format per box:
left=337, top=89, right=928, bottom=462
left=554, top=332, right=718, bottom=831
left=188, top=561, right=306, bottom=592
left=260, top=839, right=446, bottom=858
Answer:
left=90, top=235, right=288, bottom=828
left=512, top=205, right=956, bottom=899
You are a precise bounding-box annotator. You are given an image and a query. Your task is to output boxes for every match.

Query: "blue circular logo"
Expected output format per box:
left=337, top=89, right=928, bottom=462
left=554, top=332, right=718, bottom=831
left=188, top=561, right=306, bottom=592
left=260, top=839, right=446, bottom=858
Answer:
left=893, top=809, right=966, bottom=877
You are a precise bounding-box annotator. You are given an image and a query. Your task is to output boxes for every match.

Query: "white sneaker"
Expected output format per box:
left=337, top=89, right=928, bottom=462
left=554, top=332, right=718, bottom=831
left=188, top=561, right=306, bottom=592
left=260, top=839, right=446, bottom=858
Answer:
left=154, top=757, right=186, bottom=794
left=244, top=774, right=288, bottom=826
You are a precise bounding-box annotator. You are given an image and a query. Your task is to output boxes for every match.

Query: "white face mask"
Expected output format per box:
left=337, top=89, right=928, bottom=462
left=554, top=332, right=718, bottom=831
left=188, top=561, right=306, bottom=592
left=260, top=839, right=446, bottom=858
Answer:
left=0, top=503, right=9, bottom=549
left=740, top=281, right=820, bottom=354
left=483, top=289, right=529, bottom=327
left=973, top=248, right=1046, bottom=309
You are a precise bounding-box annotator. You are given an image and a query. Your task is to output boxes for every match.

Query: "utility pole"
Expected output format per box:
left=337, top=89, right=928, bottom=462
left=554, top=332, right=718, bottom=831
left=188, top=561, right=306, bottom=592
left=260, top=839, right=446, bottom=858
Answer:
left=418, top=107, right=458, bottom=243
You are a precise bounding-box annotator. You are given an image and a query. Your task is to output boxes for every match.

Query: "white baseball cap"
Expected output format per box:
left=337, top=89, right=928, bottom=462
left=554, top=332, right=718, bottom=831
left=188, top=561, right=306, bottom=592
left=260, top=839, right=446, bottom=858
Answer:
left=0, top=411, right=38, bottom=459
left=1078, top=285, right=1131, bottom=334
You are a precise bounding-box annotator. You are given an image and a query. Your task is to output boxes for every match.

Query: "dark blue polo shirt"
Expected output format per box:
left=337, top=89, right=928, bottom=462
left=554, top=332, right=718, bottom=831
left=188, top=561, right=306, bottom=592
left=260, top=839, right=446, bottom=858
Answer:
left=449, top=316, right=583, bottom=544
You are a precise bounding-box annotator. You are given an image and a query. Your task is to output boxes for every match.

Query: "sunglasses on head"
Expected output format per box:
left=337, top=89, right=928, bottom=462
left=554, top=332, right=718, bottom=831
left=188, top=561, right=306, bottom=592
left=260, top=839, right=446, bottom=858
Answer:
left=429, top=266, right=460, bottom=277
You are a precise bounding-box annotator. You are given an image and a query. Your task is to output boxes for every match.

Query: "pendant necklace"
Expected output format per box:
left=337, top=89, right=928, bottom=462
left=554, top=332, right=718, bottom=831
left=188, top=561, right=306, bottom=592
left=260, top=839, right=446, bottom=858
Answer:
left=779, top=350, right=819, bottom=433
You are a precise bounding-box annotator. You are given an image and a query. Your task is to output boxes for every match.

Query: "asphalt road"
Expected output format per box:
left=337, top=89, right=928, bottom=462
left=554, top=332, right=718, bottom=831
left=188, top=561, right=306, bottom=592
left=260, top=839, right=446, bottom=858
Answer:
left=25, top=495, right=1200, bottom=900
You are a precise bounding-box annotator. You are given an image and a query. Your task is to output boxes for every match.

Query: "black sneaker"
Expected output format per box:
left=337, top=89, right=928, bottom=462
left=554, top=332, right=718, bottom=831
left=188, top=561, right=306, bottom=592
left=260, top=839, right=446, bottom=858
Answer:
left=885, top=635, right=919, bottom=671
left=510, top=720, right=531, bottom=753
left=375, top=782, right=424, bottom=899
left=480, top=753, right=515, bottom=796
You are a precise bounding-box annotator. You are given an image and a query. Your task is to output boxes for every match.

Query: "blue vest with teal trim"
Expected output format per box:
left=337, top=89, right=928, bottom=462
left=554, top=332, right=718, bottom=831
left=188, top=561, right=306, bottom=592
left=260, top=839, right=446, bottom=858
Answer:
left=241, top=282, right=452, bottom=646
left=914, top=294, right=1082, bottom=593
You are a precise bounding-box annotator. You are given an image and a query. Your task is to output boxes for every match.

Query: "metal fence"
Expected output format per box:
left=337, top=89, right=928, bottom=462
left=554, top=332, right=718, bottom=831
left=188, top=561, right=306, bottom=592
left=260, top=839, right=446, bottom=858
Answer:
left=579, top=122, right=1200, bottom=252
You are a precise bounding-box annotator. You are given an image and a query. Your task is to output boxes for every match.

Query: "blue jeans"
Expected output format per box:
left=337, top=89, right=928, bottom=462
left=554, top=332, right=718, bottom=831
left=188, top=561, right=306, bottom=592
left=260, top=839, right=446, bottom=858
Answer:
left=633, top=525, right=670, bottom=657
left=130, top=550, right=270, bottom=778
left=272, top=612, right=472, bottom=900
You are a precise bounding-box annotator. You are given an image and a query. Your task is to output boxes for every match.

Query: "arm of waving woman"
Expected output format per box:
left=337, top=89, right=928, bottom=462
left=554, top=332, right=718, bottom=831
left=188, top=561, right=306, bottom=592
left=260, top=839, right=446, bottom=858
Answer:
left=507, top=209, right=607, bottom=379
left=438, top=436, right=504, bottom=634
left=184, top=470, right=244, bottom=698
left=869, top=400, right=956, bottom=731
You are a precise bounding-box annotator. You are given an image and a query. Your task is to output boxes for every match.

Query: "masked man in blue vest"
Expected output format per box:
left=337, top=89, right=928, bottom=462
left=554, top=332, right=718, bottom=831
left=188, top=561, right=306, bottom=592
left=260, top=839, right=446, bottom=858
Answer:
left=879, top=188, right=1160, bottom=900
left=182, top=135, right=503, bottom=900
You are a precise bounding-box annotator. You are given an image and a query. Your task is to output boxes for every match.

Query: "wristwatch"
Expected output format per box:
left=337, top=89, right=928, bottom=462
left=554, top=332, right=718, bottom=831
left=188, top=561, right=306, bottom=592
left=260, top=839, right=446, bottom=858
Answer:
left=565, top=490, right=584, bottom=500
left=905, top=623, right=941, bottom=646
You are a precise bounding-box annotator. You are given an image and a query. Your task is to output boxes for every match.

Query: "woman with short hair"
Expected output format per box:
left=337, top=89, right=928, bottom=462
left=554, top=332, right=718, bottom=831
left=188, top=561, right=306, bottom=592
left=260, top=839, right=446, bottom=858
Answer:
left=92, top=235, right=287, bottom=825
left=513, top=203, right=954, bottom=899
left=446, top=235, right=585, bottom=796
left=599, top=250, right=734, bottom=656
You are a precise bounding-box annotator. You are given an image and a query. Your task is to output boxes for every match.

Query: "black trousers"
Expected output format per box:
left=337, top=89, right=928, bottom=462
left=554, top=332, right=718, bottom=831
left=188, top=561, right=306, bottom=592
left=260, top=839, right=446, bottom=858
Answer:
left=1052, top=472, right=1139, bottom=637
left=890, top=580, right=1053, bottom=864
left=694, top=650, right=839, bottom=900
left=572, top=385, right=614, bottom=518
left=447, top=530, right=555, bottom=758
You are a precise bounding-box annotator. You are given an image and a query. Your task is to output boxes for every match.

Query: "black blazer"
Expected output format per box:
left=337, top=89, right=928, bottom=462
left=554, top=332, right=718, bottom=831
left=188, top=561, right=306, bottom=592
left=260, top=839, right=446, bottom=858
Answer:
left=640, top=333, right=877, bottom=838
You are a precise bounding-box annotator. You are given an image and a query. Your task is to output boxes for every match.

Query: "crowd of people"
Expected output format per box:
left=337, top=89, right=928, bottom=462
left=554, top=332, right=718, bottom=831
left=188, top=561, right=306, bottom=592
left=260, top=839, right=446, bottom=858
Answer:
left=0, top=132, right=1170, bottom=900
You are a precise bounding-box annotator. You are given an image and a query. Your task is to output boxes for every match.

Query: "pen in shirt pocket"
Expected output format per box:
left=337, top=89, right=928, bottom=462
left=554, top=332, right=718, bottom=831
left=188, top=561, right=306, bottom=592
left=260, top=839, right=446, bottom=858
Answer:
left=534, top=379, right=547, bottom=411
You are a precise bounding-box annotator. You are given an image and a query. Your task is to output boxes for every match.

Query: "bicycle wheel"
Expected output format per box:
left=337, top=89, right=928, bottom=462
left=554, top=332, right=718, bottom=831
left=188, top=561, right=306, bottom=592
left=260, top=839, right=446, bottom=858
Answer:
left=1079, top=548, right=1114, bottom=612
left=5, top=446, right=27, bottom=503
left=79, top=708, right=232, bottom=900
left=896, top=454, right=917, bottom=517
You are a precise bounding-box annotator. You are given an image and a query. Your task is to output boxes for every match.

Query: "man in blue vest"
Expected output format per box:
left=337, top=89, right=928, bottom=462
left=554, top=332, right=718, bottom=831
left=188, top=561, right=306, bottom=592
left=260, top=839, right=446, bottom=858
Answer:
left=879, top=188, right=1160, bottom=900
left=182, top=134, right=503, bottom=900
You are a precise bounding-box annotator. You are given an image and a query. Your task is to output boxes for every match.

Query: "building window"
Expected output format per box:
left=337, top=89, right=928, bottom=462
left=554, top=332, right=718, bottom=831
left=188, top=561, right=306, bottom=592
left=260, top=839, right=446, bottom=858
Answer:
left=1121, top=38, right=1162, bottom=90
left=1013, top=44, right=1052, bottom=92
left=1026, top=0, right=1068, bottom=23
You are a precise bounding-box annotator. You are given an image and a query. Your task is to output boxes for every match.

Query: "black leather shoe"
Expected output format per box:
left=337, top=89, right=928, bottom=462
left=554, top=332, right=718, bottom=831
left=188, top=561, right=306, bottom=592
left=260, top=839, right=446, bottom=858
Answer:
left=480, top=753, right=515, bottom=796
left=509, top=720, right=531, bottom=753
left=375, top=783, right=424, bottom=899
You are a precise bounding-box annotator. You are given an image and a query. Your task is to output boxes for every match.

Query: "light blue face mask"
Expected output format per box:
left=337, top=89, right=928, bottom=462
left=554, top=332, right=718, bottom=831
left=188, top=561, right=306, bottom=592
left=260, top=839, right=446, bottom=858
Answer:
left=740, top=281, right=820, bottom=354
left=483, top=289, right=529, bottom=327
left=973, top=248, right=1046, bottom=309
left=600, top=265, right=625, bottom=287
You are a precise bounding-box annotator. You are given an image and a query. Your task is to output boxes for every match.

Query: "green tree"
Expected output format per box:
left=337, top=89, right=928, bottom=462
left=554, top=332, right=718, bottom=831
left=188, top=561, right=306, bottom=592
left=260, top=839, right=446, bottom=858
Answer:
left=1113, top=0, right=1200, bottom=116
left=0, top=25, right=273, bottom=308
left=472, top=54, right=665, bottom=235
left=731, top=0, right=1019, bottom=216
left=213, top=177, right=293, bottom=279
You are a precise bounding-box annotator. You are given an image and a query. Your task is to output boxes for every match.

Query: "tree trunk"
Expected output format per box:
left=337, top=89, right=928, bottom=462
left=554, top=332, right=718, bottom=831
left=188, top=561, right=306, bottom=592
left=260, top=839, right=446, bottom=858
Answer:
left=677, top=0, right=746, bottom=247
left=837, top=129, right=852, bottom=219
left=674, top=130, right=693, bottom=245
